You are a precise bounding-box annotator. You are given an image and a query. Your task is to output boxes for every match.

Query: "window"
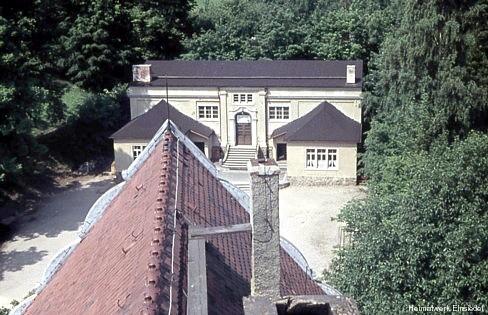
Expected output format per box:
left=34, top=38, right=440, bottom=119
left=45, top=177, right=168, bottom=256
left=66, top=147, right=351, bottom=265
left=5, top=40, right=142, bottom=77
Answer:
left=233, top=93, right=254, bottom=104
left=269, top=106, right=289, bottom=120
left=198, top=105, right=219, bottom=119
left=132, top=145, right=147, bottom=160
left=306, top=148, right=338, bottom=170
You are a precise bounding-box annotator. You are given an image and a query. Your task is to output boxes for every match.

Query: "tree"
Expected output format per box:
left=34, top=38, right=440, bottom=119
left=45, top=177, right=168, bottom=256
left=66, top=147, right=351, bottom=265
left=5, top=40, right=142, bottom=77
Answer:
left=57, top=0, right=193, bottom=91
left=329, top=133, right=488, bottom=313
left=0, top=4, right=61, bottom=201
left=362, top=0, right=488, bottom=178
left=182, top=0, right=394, bottom=64
left=328, top=1, right=488, bottom=313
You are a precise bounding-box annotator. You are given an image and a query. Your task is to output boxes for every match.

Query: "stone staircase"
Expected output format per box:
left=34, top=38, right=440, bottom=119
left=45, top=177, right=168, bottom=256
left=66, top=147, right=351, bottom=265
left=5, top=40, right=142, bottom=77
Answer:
left=233, top=182, right=250, bottom=194
left=222, top=146, right=257, bottom=170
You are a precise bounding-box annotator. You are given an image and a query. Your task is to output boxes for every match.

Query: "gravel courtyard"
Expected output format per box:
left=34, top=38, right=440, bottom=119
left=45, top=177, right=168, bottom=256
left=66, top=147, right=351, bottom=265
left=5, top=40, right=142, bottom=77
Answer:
left=0, top=175, right=115, bottom=309
left=279, top=185, right=366, bottom=276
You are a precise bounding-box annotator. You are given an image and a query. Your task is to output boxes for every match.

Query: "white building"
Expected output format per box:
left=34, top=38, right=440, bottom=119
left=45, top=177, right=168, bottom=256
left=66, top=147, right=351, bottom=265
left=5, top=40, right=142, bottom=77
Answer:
left=114, top=60, right=362, bottom=184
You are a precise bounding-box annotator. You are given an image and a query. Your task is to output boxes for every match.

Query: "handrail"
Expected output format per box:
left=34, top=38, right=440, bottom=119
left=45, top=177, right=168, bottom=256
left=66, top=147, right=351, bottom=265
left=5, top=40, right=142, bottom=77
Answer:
left=222, top=143, right=231, bottom=163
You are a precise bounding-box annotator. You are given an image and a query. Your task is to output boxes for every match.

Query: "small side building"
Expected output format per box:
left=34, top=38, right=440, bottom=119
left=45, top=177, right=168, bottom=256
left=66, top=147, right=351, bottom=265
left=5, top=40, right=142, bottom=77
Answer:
left=271, top=101, right=361, bottom=185
left=111, top=100, right=219, bottom=173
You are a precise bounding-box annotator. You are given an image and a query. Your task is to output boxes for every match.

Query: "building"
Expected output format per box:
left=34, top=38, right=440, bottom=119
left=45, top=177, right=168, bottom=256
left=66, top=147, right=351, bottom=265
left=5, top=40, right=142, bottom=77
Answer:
left=116, top=60, right=363, bottom=184
left=111, top=100, right=220, bottom=170
left=12, top=121, right=358, bottom=314
left=271, top=101, right=361, bottom=184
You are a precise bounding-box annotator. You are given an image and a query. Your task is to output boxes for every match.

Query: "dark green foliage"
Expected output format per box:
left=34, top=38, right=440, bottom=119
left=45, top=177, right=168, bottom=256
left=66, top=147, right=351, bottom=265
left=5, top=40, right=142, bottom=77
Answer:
left=330, top=133, right=488, bottom=313
left=182, top=0, right=393, bottom=63
left=363, top=0, right=488, bottom=171
left=329, top=0, right=488, bottom=313
left=40, top=85, right=130, bottom=168
left=0, top=0, right=192, bottom=206
left=0, top=5, right=62, bottom=201
left=56, top=0, right=193, bottom=91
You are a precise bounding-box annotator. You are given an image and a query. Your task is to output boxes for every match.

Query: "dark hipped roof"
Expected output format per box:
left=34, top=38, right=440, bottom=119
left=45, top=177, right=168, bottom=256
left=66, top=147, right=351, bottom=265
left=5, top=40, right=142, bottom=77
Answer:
left=132, top=60, right=363, bottom=88
left=110, top=100, right=214, bottom=140
left=271, top=101, right=361, bottom=143
left=25, top=125, right=323, bottom=314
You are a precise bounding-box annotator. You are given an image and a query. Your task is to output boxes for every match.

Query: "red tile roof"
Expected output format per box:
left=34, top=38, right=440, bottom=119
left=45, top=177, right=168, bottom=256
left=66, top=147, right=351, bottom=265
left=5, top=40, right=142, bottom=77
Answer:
left=24, top=125, right=323, bottom=314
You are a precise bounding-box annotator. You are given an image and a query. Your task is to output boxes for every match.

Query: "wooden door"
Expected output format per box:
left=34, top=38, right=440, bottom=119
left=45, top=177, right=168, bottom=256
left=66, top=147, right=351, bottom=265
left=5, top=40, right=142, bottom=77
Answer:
left=236, top=114, right=252, bottom=145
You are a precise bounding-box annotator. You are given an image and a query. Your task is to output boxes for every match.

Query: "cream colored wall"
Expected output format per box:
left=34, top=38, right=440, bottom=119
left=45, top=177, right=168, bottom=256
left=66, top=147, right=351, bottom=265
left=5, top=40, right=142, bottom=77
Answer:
left=269, top=88, right=362, bottom=123
left=267, top=100, right=292, bottom=136
left=328, top=100, right=362, bottom=122
left=113, top=141, right=148, bottom=172
left=130, top=98, right=162, bottom=119
left=128, top=86, right=220, bottom=120
left=128, top=85, right=362, bottom=149
left=286, top=141, right=357, bottom=179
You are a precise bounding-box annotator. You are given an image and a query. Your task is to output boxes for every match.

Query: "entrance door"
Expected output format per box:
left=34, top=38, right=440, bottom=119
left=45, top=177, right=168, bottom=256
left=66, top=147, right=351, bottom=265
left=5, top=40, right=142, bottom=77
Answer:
left=276, top=143, right=287, bottom=161
left=236, top=113, right=252, bottom=145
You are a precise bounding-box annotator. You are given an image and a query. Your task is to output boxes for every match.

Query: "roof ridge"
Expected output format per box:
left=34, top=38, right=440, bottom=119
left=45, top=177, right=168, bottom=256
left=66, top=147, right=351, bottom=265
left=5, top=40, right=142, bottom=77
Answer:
left=140, top=132, right=174, bottom=313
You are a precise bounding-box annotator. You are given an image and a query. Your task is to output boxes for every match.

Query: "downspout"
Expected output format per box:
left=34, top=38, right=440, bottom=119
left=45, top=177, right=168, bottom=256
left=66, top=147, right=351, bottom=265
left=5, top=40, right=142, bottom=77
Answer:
left=264, top=87, right=270, bottom=158
left=218, top=87, right=222, bottom=143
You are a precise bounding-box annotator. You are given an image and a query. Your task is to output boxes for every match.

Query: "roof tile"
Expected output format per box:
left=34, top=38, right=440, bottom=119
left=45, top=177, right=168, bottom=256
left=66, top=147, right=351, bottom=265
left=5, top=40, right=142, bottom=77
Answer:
left=25, top=126, right=324, bottom=314
left=111, top=100, right=214, bottom=141
left=134, top=60, right=363, bottom=89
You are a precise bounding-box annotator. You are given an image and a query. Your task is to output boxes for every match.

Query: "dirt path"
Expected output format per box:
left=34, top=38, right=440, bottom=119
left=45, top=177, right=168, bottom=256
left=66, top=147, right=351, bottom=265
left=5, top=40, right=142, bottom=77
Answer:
left=0, top=175, right=115, bottom=308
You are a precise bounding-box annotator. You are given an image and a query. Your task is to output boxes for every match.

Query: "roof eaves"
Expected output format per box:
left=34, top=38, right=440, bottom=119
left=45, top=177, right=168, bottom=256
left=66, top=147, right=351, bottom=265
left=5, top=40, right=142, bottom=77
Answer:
left=271, top=131, right=287, bottom=139
left=187, top=129, right=209, bottom=140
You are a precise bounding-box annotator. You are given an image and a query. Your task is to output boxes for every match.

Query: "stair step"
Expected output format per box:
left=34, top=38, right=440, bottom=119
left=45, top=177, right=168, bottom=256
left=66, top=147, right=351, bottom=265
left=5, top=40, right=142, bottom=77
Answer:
left=223, top=146, right=258, bottom=169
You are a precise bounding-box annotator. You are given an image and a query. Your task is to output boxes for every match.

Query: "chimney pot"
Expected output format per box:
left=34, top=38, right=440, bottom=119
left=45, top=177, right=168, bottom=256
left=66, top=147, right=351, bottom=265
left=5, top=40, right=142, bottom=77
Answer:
left=133, top=64, right=151, bottom=83
left=346, top=65, right=356, bottom=84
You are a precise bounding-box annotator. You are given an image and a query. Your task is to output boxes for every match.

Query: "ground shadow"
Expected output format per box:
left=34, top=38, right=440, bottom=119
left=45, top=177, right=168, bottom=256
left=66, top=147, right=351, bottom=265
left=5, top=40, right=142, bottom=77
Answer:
left=6, top=177, right=115, bottom=242
left=0, top=246, right=48, bottom=281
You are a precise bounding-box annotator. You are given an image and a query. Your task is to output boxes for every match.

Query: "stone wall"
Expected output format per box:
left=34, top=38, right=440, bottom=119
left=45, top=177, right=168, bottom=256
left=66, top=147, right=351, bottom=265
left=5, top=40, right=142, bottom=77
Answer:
left=287, top=176, right=356, bottom=186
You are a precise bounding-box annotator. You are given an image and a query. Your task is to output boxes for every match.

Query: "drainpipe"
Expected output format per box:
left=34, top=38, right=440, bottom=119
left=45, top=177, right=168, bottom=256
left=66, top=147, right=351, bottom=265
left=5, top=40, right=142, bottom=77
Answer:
left=264, top=88, right=269, bottom=158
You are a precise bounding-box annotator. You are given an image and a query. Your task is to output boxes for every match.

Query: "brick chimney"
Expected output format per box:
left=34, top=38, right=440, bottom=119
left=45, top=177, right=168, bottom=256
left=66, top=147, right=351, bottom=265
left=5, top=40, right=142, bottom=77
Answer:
left=247, top=159, right=281, bottom=298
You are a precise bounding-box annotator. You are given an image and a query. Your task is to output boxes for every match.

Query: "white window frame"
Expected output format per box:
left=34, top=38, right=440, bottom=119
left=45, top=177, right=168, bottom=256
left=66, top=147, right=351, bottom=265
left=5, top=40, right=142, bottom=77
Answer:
left=132, top=145, right=147, bottom=160
left=198, top=105, right=219, bottom=119
left=305, top=148, right=338, bottom=170
left=232, top=93, right=254, bottom=104
left=269, top=106, right=290, bottom=120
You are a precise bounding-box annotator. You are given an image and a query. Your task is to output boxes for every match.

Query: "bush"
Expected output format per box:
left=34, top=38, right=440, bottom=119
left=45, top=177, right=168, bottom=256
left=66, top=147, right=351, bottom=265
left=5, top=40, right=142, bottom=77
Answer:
left=40, top=85, right=129, bottom=169
left=328, top=133, right=488, bottom=313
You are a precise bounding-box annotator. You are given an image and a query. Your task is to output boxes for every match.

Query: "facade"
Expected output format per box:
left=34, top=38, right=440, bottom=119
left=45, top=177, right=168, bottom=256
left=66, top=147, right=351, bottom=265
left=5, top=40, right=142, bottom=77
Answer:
left=124, top=60, right=362, bottom=183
